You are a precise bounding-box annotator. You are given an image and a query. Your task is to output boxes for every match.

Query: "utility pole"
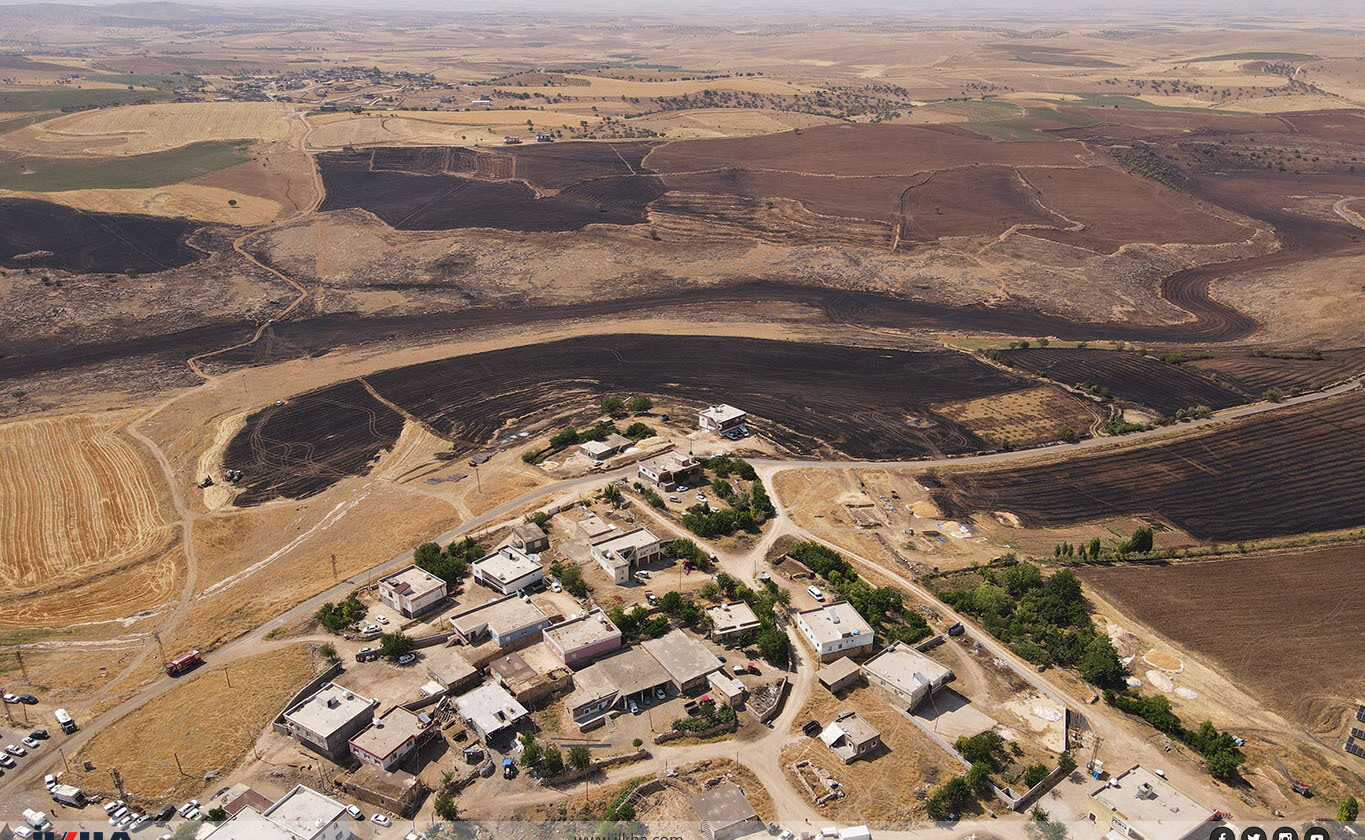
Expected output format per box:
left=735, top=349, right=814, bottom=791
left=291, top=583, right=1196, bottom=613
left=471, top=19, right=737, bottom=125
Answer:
left=58, top=745, right=70, bottom=773
left=223, top=666, right=232, bottom=688
left=110, top=767, right=124, bottom=797
left=14, top=647, right=27, bottom=681
left=330, top=553, right=338, bottom=580
left=152, top=631, right=167, bottom=666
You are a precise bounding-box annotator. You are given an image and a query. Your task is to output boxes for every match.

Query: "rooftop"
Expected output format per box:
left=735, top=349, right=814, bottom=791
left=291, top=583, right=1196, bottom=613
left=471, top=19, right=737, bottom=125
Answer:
left=642, top=629, right=721, bottom=686
left=545, top=609, right=622, bottom=653
left=450, top=594, right=549, bottom=637
left=700, top=404, right=747, bottom=423
left=707, top=602, right=761, bottom=634
left=817, top=656, right=862, bottom=685
left=222, top=785, right=274, bottom=817
left=576, top=512, right=617, bottom=541
left=204, top=806, right=300, bottom=840
left=512, top=522, right=547, bottom=543
left=425, top=646, right=478, bottom=687
left=1091, top=764, right=1211, bottom=826
left=797, top=601, right=874, bottom=645
left=379, top=565, right=445, bottom=599
left=455, top=682, right=529, bottom=735
left=592, top=526, right=660, bottom=552
left=349, top=706, right=431, bottom=761
left=567, top=662, right=620, bottom=709
left=861, top=642, right=954, bottom=698
left=821, top=711, right=880, bottom=751
left=489, top=650, right=538, bottom=687
left=262, top=784, right=350, bottom=840
left=689, top=782, right=758, bottom=832
left=473, top=546, right=542, bottom=585
left=640, top=452, right=699, bottom=472
left=581, top=646, right=672, bottom=699
left=281, top=682, right=376, bottom=736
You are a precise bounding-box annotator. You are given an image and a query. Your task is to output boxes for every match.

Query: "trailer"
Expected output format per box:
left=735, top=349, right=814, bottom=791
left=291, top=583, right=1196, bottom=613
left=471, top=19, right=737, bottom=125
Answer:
left=165, top=649, right=203, bottom=676
left=22, top=808, right=52, bottom=831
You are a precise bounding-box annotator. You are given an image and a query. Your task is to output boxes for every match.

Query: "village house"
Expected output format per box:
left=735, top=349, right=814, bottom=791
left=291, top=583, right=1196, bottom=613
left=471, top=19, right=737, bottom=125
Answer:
left=590, top=526, right=662, bottom=584
left=279, top=682, right=378, bottom=761
left=424, top=646, right=481, bottom=693
left=565, top=646, right=672, bottom=725
left=455, top=681, right=530, bottom=743
left=636, top=452, right=702, bottom=489
left=205, top=784, right=352, bottom=840
left=348, top=706, right=437, bottom=772
left=860, top=641, right=955, bottom=710
left=574, top=511, right=617, bottom=542
left=817, top=657, right=864, bottom=694
left=376, top=566, right=447, bottom=618
left=820, top=711, right=882, bottom=763
left=642, top=629, right=722, bottom=693
left=795, top=601, right=876, bottom=663
left=543, top=608, right=623, bottom=667
left=579, top=432, right=633, bottom=462
left=698, top=404, right=748, bottom=434
left=471, top=545, right=544, bottom=594
left=1087, top=764, right=1216, bottom=840
left=510, top=522, right=550, bottom=553
left=706, top=602, right=761, bottom=643
left=448, top=594, right=551, bottom=647
left=690, top=783, right=761, bottom=840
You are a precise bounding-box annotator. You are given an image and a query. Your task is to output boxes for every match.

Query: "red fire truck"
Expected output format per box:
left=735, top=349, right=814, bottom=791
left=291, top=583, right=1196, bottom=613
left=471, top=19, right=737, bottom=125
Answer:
left=165, top=649, right=203, bottom=676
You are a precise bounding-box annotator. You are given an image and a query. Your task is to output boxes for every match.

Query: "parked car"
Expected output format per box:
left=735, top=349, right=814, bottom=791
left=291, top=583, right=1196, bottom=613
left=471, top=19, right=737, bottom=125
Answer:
left=802, top=720, right=822, bottom=737
left=633, top=571, right=650, bottom=583
left=732, top=664, right=747, bottom=676
left=549, top=579, right=563, bottom=593
left=153, top=805, right=176, bottom=823
left=654, top=686, right=667, bottom=701
left=44, top=773, right=56, bottom=790
left=104, top=801, right=123, bottom=816
left=396, top=653, right=417, bottom=666
left=29, top=729, right=48, bottom=740
left=675, top=485, right=689, bottom=493
left=503, top=758, right=516, bottom=779
left=405, top=832, right=423, bottom=840
left=696, top=493, right=707, bottom=502
left=355, top=647, right=378, bottom=662
left=371, top=814, right=391, bottom=827
left=17, top=694, right=37, bottom=705
left=6, top=744, right=26, bottom=756
left=747, top=662, right=760, bottom=675
left=629, top=700, right=640, bottom=715
left=0, top=754, right=15, bottom=768
left=807, top=585, right=825, bottom=601
left=345, top=804, right=363, bottom=820
left=360, top=624, right=381, bottom=634
left=668, top=495, right=681, bottom=503
left=22, top=736, right=39, bottom=749
left=375, top=615, right=389, bottom=624
left=1, top=693, right=18, bottom=704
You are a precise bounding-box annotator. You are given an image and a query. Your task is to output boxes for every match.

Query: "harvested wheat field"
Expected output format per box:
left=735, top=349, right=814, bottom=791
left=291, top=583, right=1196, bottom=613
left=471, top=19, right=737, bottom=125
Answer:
left=0, top=102, right=296, bottom=156
left=67, top=644, right=324, bottom=801
left=0, top=183, right=282, bottom=225
left=0, top=543, right=182, bottom=631
left=0, top=412, right=171, bottom=594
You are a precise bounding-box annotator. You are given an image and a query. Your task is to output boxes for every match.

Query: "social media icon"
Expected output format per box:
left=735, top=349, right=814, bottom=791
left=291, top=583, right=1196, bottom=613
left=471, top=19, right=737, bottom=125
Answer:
left=1275, top=828, right=1299, bottom=840
left=1210, top=827, right=1236, bottom=840
left=1241, top=828, right=1268, bottom=840
left=1304, top=828, right=1330, bottom=840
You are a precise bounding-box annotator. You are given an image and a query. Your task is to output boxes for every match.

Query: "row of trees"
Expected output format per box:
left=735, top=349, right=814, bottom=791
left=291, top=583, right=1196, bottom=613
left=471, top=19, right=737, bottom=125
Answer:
left=1105, top=691, right=1245, bottom=779
left=600, top=394, right=653, bottom=417
left=518, top=732, right=592, bottom=777
left=414, top=536, right=485, bottom=585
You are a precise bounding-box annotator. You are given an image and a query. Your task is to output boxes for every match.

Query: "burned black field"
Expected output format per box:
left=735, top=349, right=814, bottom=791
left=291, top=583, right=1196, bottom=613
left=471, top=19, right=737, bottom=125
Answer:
left=930, top=390, right=1365, bottom=541
left=315, top=148, right=664, bottom=231
left=999, top=347, right=1248, bottom=415
left=0, top=197, right=201, bottom=274
left=225, top=334, right=1056, bottom=505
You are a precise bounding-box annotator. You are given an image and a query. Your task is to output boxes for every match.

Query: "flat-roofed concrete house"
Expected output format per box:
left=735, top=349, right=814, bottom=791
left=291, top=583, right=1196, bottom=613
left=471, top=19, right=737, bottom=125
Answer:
left=449, top=594, right=551, bottom=647
left=795, top=601, right=875, bottom=663
left=642, top=629, right=720, bottom=693
left=820, top=711, right=882, bottom=763
left=579, top=433, right=633, bottom=462
left=1086, top=764, right=1216, bottom=840
left=377, top=566, right=447, bottom=618
left=575, top=512, right=617, bottom=542
left=348, top=706, right=437, bottom=772
left=698, top=404, right=747, bottom=433
left=279, top=682, right=378, bottom=761
left=706, top=602, right=761, bottom=643
left=817, top=657, right=863, bottom=693
left=636, top=452, right=701, bottom=489
left=454, top=682, right=530, bottom=743
left=472, top=545, right=544, bottom=595
left=543, top=609, right=622, bottom=667
left=690, top=783, right=761, bottom=840
left=510, top=522, right=549, bottom=553
left=565, top=647, right=672, bottom=725
left=860, top=642, right=955, bottom=710
left=590, top=527, right=661, bottom=584
left=424, top=647, right=480, bottom=692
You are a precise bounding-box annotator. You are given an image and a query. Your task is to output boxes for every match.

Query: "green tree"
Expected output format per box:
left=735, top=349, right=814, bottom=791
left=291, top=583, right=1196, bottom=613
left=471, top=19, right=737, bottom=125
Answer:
left=601, top=396, right=626, bottom=416
left=1339, top=796, right=1359, bottom=823
left=414, top=541, right=443, bottom=567
left=626, top=395, right=653, bottom=413
left=433, top=791, right=460, bottom=821
left=519, top=732, right=543, bottom=770
left=624, top=421, right=654, bottom=439
left=1206, top=750, right=1241, bottom=780
left=205, top=807, right=228, bottom=823
left=965, top=760, right=993, bottom=795
left=568, top=744, right=591, bottom=770
left=379, top=632, right=415, bottom=660
left=541, top=747, right=564, bottom=776
left=603, top=483, right=623, bottom=503
left=757, top=625, right=790, bottom=663
left=1022, top=764, right=1051, bottom=787
left=955, top=731, right=1005, bottom=766
left=317, top=642, right=337, bottom=659
left=1078, top=635, right=1124, bottom=687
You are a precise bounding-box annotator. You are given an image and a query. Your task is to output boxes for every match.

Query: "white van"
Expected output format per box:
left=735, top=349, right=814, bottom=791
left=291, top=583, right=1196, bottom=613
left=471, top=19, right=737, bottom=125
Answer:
left=807, top=585, right=825, bottom=601
left=54, top=707, right=76, bottom=733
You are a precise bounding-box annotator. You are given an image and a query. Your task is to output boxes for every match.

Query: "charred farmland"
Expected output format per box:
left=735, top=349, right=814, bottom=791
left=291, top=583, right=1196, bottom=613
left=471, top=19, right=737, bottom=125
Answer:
left=999, top=347, right=1248, bottom=415
left=223, top=334, right=1067, bottom=505
left=0, top=197, right=201, bottom=275
left=929, top=390, right=1365, bottom=541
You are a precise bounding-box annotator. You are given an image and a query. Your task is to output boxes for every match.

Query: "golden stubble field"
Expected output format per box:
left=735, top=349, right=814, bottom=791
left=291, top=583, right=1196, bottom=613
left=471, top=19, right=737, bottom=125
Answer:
left=0, top=102, right=297, bottom=156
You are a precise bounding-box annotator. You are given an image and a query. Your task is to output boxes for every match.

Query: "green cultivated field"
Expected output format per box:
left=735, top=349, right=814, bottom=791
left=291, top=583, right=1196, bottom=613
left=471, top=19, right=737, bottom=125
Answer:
left=0, top=141, right=251, bottom=192
left=0, top=87, right=174, bottom=112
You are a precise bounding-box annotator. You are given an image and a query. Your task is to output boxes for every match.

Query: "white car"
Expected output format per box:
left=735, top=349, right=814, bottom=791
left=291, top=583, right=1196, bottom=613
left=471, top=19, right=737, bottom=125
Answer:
left=361, top=624, right=381, bottom=634
left=1, top=693, right=18, bottom=704
left=375, top=615, right=389, bottom=624
left=696, top=492, right=707, bottom=502
left=104, top=801, right=122, bottom=816
left=44, top=773, right=56, bottom=790
left=5, top=744, right=25, bottom=756
left=396, top=653, right=417, bottom=666
left=22, top=737, right=39, bottom=749
left=668, top=495, right=681, bottom=503
left=345, top=804, right=363, bottom=820
left=370, top=814, right=392, bottom=827
left=549, top=580, right=562, bottom=593
left=405, top=832, right=423, bottom=840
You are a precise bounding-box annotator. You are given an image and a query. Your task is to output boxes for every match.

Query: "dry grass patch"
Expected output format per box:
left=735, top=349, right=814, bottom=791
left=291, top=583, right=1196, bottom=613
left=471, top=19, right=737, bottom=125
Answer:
left=2, top=183, right=282, bottom=225
left=1, top=102, right=294, bottom=155
left=933, top=385, right=1098, bottom=448
left=67, top=644, right=323, bottom=801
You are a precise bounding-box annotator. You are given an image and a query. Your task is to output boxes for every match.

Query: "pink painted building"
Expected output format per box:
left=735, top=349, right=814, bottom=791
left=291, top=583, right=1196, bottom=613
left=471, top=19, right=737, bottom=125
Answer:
left=542, top=609, right=622, bottom=668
